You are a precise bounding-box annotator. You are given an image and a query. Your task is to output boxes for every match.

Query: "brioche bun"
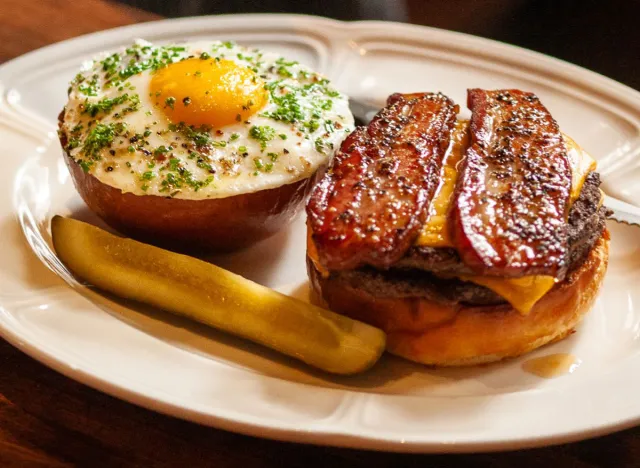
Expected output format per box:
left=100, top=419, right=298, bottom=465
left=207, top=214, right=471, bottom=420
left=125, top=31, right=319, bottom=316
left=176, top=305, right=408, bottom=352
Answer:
left=65, top=153, right=315, bottom=252
left=307, top=230, right=609, bottom=366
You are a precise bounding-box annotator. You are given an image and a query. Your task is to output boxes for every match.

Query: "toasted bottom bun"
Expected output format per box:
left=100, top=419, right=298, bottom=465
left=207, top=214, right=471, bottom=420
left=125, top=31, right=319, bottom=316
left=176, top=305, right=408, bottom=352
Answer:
left=307, top=231, right=609, bottom=366
left=65, top=154, right=314, bottom=252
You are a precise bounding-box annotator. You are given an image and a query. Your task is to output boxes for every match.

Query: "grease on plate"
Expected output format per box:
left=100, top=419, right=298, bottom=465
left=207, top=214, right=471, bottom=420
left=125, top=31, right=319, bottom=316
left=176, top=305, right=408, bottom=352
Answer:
left=522, top=353, right=581, bottom=378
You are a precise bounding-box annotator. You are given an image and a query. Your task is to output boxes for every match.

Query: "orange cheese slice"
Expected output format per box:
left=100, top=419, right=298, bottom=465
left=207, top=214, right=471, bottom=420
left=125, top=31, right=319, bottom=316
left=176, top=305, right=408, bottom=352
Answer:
left=415, top=120, right=469, bottom=247
left=457, top=274, right=556, bottom=314
left=565, top=133, right=597, bottom=204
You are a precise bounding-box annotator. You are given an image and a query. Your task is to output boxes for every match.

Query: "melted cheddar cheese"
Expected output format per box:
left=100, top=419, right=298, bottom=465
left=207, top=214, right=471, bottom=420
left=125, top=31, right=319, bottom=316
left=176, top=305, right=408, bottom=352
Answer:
left=457, top=274, right=556, bottom=314
left=565, top=133, right=597, bottom=203
left=415, top=124, right=597, bottom=315
left=415, top=120, right=469, bottom=247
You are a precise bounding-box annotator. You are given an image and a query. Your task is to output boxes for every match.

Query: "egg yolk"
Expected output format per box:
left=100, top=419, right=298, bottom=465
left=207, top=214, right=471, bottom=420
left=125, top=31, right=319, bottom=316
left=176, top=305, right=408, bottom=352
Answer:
left=150, top=58, right=268, bottom=128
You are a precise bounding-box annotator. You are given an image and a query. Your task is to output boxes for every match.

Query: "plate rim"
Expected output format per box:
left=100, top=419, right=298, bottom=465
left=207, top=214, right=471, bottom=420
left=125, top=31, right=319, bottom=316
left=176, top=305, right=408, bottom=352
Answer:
left=3, top=13, right=640, bottom=104
left=2, top=13, right=640, bottom=453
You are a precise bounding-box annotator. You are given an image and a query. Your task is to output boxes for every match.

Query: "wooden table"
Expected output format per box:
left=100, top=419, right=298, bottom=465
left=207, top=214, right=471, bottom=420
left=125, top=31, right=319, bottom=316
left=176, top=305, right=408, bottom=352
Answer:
left=1, top=1, right=639, bottom=466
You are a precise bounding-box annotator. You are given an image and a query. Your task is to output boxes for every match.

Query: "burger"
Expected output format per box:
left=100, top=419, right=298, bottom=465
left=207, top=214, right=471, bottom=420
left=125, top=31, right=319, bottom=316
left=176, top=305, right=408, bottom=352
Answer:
left=306, top=89, right=609, bottom=366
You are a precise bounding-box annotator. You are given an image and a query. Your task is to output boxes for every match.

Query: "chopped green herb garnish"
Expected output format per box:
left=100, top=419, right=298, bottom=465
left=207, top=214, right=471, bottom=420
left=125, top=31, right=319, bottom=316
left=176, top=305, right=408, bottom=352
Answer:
left=261, top=84, right=304, bottom=124
left=113, top=44, right=184, bottom=84
left=304, top=120, right=320, bottom=133
left=66, top=138, right=80, bottom=150
left=168, top=122, right=213, bottom=146
left=196, top=158, right=215, bottom=172
left=78, top=75, right=99, bottom=96
left=82, top=122, right=127, bottom=160
left=154, top=145, right=171, bottom=155
left=189, top=128, right=211, bottom=146
left=83, top=94, right=129, bottom=117
left=320, top=99, right=333, bottom=110
left=277, top=66, right=293, bottom=78
left=324, top=120, right=336, bottom=133
left=78, top=160, right=94, bottom=172
left=315, top=138, right=327, bottom=154
left=249, top=125, right=276, bottom=150
left=275, top=57, right=298, bottom=67
left=167, top=157, right=181, bottom=171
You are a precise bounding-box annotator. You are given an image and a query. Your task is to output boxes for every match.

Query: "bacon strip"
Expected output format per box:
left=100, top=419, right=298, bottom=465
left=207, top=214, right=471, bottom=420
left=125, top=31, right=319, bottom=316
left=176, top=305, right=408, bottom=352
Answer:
left=307, top=93, right=458, bottom=270
left=450, top=89, right=572, bottom=278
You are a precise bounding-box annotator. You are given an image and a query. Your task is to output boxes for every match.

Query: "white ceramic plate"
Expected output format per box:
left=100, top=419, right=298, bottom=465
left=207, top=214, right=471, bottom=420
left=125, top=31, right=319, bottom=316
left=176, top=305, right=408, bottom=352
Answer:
left=2, top=14, right=640, bottom=453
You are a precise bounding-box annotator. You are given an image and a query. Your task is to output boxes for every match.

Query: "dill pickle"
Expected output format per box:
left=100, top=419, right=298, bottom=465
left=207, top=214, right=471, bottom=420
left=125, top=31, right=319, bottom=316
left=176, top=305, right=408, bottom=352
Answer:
left=51, top=216, right=386, bottom=374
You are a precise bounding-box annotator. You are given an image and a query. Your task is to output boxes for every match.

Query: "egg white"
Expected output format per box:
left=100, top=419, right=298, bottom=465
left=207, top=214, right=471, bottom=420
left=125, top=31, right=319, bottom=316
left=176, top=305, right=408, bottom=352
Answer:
left=62, top=40, right=354, bottom=199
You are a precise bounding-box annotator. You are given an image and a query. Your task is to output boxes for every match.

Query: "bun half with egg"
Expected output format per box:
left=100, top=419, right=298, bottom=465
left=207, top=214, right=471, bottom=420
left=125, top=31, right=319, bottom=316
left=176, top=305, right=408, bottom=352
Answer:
left=58, top=40, right=353, bottom=252
left=305, top=90, right=610, bottom=366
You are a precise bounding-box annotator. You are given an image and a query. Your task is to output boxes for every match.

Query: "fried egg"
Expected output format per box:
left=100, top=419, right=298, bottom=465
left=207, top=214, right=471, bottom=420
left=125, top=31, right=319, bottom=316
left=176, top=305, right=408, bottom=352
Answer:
left=61, top=40, right=354, bottom=199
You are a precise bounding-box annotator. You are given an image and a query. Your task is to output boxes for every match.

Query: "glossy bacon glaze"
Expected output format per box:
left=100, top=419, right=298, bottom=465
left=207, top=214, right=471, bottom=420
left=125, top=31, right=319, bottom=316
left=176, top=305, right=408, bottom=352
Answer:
left=451, top=89, right=572, bottom=278
left=307, top=93, right=458, bottom=270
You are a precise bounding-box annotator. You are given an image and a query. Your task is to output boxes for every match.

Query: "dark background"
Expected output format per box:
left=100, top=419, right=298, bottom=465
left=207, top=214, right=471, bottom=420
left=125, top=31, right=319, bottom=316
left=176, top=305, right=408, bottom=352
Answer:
left=117, top=0, right=640, bottom=91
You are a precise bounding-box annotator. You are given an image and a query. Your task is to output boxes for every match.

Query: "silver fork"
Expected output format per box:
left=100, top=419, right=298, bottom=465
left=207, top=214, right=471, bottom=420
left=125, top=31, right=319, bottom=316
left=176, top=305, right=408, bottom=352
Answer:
left=348, top=98, right=640, bottom=227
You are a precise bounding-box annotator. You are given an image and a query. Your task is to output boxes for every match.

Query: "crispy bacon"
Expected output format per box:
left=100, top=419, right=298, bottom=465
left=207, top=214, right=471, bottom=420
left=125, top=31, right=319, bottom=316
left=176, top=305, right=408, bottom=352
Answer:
left=307, top=93, right=458, bottom=270
left=450, top=89, right=572, bottom=278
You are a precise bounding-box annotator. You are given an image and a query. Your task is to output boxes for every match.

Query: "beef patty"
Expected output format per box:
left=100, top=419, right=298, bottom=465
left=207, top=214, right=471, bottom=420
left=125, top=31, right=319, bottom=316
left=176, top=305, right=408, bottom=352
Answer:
left=325, top=171, right=609, bottom=306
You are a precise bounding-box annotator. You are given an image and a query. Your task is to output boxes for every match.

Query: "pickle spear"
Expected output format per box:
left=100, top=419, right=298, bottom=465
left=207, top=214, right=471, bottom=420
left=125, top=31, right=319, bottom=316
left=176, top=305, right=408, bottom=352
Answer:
left=51, top=216, right=386, bottom=374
